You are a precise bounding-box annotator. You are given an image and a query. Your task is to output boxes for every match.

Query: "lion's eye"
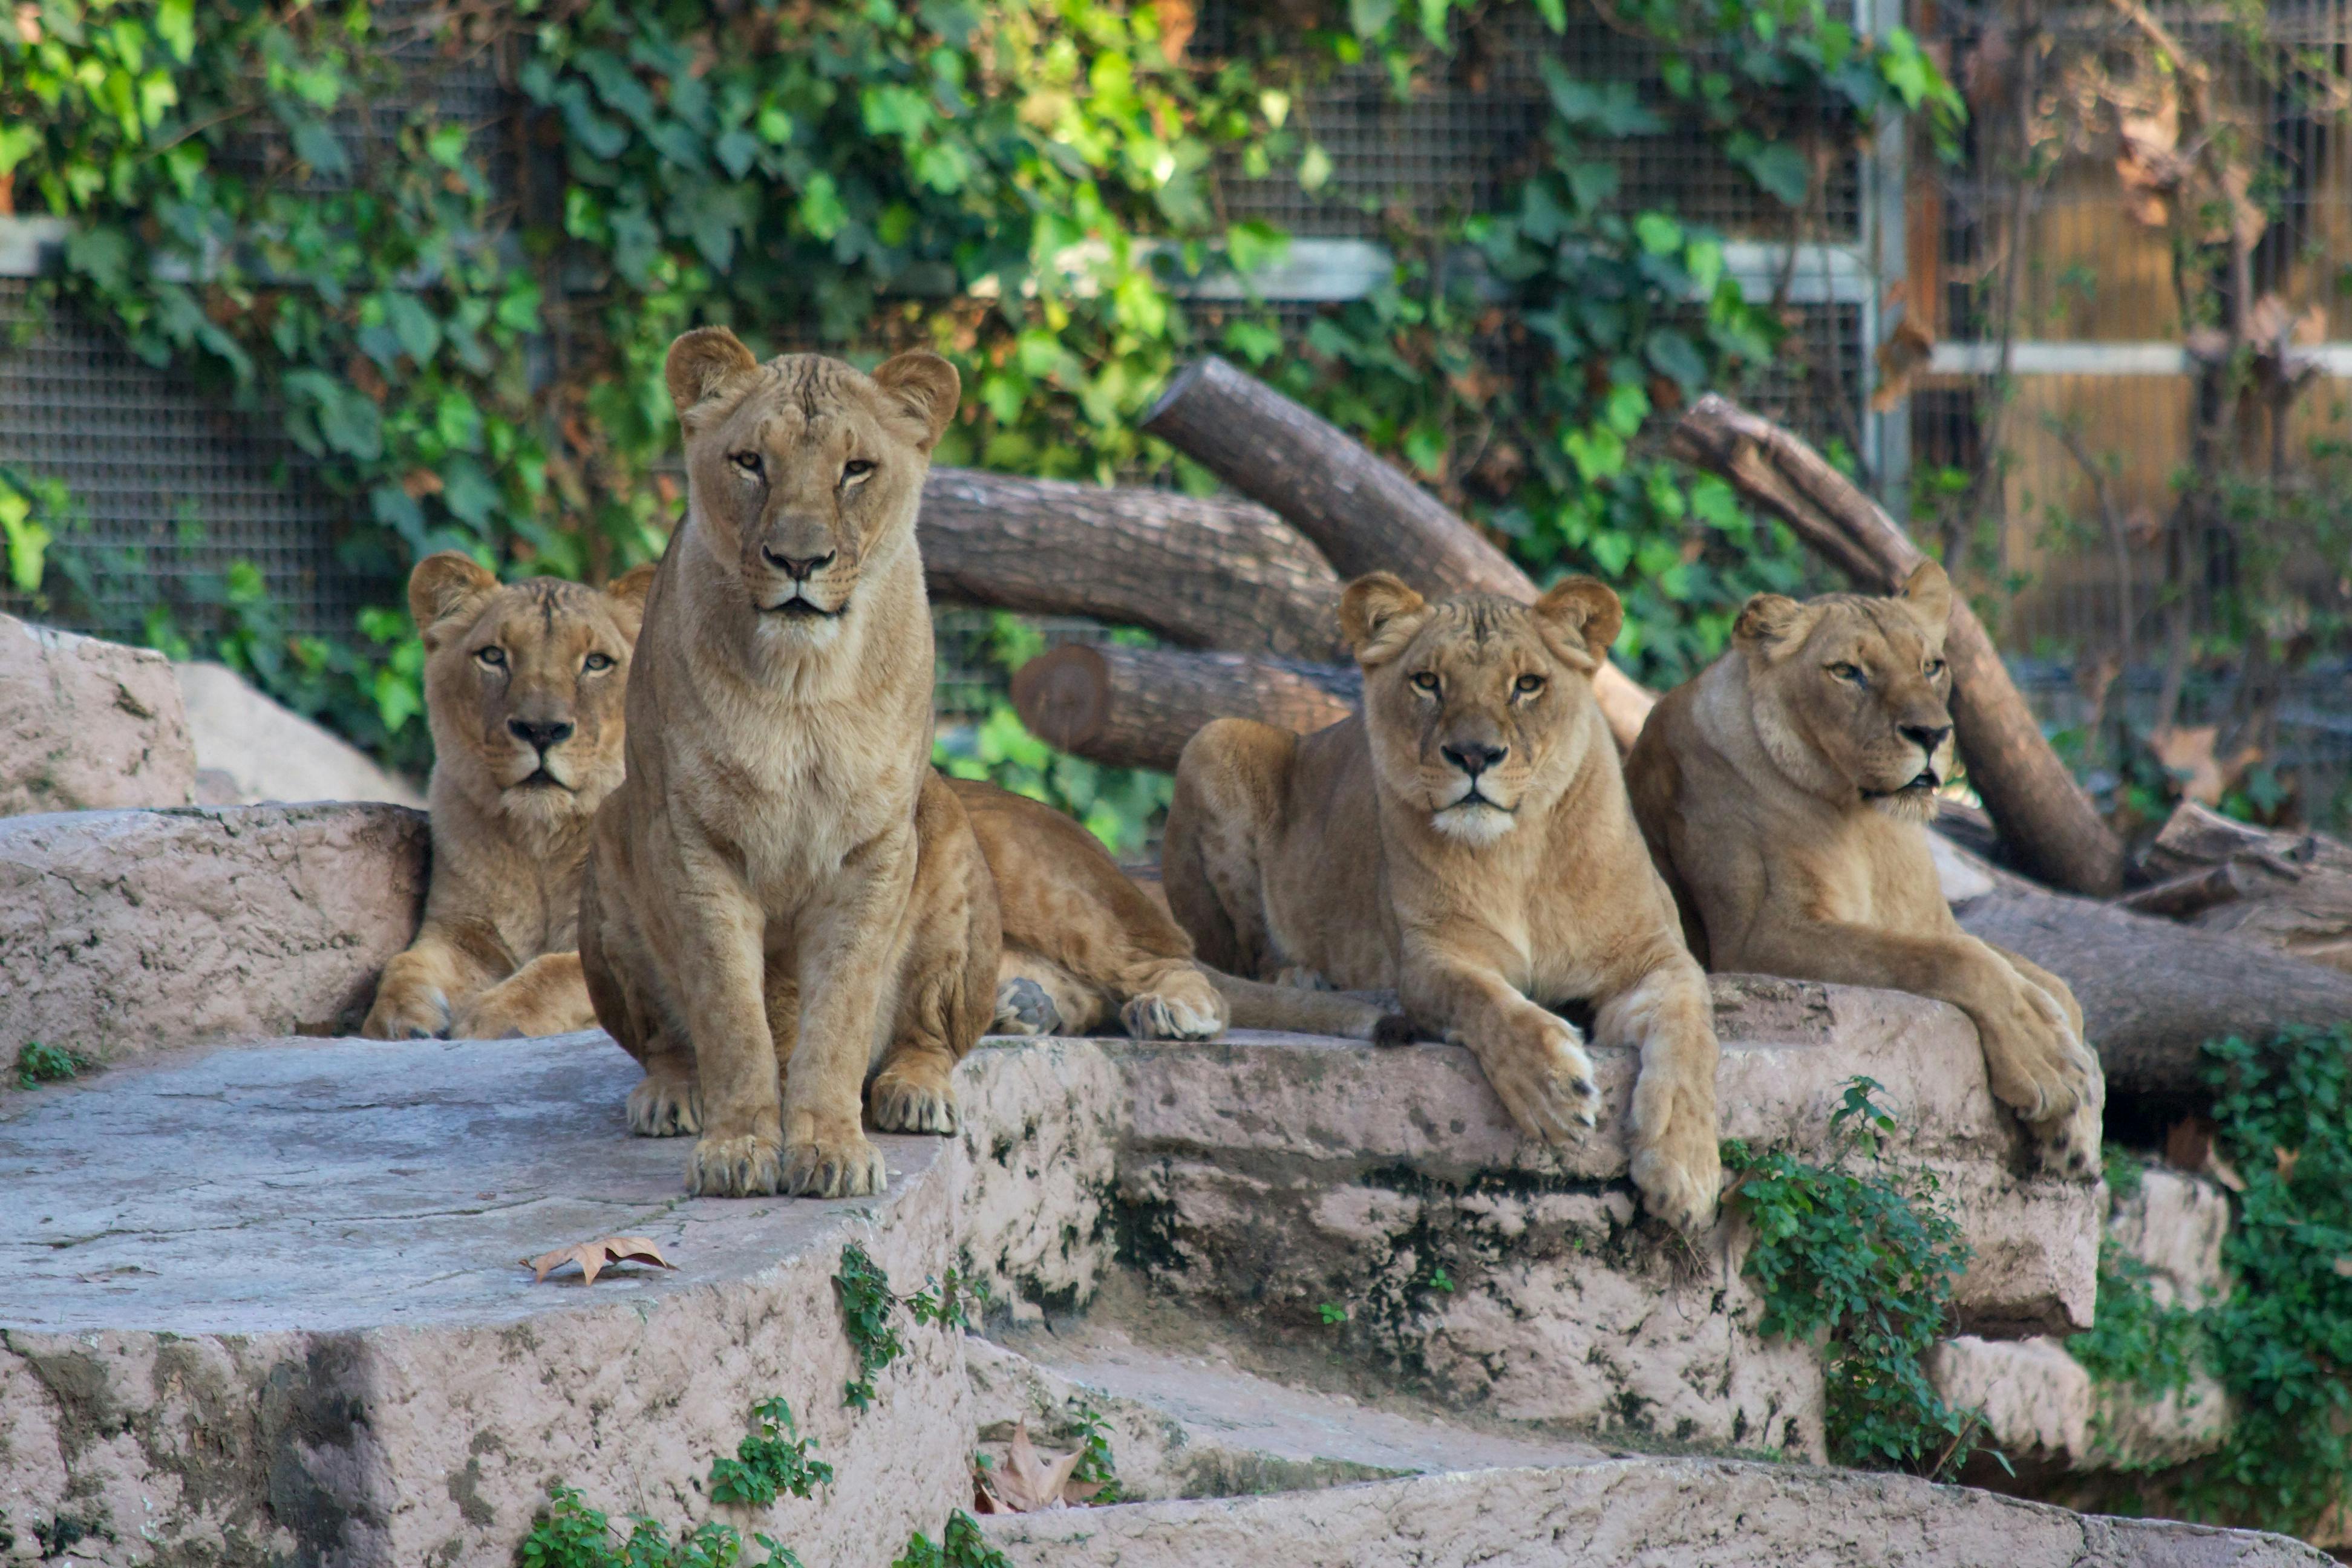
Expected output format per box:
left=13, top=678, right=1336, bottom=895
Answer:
left=842, top=458, right=875, bottom=482
left=1924, top=658, right=1946, bottom=678
left=475, top=646, right=506, bottom=669
left=1514, top=674, right=1546, bottom=697
left=1411, top=671, right=1440, bottom=694
left=1828, top=662, right=1865, bottom=684
left=730, top=451, right=764, bottom=477
left=583, top=652, right=615, bottom=673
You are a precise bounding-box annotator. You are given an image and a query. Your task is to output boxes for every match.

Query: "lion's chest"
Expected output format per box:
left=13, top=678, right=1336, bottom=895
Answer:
left=677, top=714, right=923, bottom=904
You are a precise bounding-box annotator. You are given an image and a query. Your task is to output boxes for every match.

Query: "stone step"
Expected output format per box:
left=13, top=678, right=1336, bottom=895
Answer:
left=967, top=1321, right=1602, bottom=1500
left=978, top=1459, right=2330, bottom=1567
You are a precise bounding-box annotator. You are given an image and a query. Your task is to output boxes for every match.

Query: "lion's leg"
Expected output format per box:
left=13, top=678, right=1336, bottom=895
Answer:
left=448, top=952, right=598, bottom=1039
left=872, top=777, right=1000, bottom=1139
left=362, top=922, right=509, bottom=1040
left=1987, top=942, right=2102, bottom=1180
left=993, top=949, right=1100, bottom=1037
left=585, top=829, right=703, bottom=1138
left=1399, top=931, right=1602, bottom=1146
left=1591, top=952, right=1722, bottom=1233
left=1163, top=719, right=1297, bottom=979
left=663, top=859, right=784, bottom=1198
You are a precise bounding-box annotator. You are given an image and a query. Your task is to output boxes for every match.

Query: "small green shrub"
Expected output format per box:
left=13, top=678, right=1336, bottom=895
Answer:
left=515, top=1485, right=801, bottom=1568
left=1069, top=1402, right=1123, bottom=1506
left=835, top=1243, right=987, bottom=1410
left=1722, top=1076, right=1985, bottom=1474
left=13, top=1042, right=91, bottom=1089
left=892, top=1512, right=1011, bottom=1568
left=707, top=1398, right=832, bottom=1508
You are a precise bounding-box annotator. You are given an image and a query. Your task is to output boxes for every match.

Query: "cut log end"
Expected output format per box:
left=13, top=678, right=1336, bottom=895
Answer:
left=1008, top=644, right=1111, bottom=756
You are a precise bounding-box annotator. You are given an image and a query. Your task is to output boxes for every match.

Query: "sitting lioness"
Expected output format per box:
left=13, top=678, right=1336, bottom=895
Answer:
left=1164, top=573, right=1723, bottom=1232
left=1622, top=563, right=2101, bottom=1174
left=581, top=329, right=1379, bottom=1200
left=362, top=554, right=654, bottom=1040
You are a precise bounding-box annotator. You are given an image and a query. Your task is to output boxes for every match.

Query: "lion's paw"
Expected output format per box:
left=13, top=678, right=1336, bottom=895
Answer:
left=782, top=1131, right=889, bottom=1198
left=871, top=1059, right=959, bottom=1135
left=628, top=1070, right=702, bottom=1138
left=1122, top=970, right=1226, bottom=1042
left=687, top=1132, right=782, bottom=1197
left=1471, top=1014, right=1601, bottom=1146
left=362, top=984, right=448, bottom=1042
left=2027, top=1062, right=2105, bottom=1183
left=1984, top=979, right=2096, bottom=1125
left=1630, top=1121, right=1723, bottom=1233
left=991, top=977, right=1061, bottom=1037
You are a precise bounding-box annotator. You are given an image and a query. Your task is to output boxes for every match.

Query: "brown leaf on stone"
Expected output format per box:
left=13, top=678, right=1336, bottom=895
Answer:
left=972, top=1420, right=1105, bottom=1514
left=2206, top=1151, right=2247, bottom=1194
left=522, top=1235, right=676, bottom=1285
left=2276, top=1145, right=2301, bottom=1183
left=1870, top=315, right=1936, bottom=413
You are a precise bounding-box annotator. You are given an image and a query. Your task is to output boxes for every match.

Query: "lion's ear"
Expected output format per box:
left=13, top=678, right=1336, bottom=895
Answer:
left=664, top=327, right=760, bottom=421
left=1338, top=572, right=1429, bottom=665
left=1900, top=558, right=1953, bottom=631
left=1530, top=577, right=1622, bottom=673
left=1733, top=592, right=1809, bottom=658
left=604, top=561, right=659, bottom=644
left=408, top=552, right=498, bottom=652
left=871, top=350, right=962, bottom=449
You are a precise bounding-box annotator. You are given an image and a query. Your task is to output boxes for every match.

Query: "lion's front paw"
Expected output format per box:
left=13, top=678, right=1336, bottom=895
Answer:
left=1470, top=1013, right=1602, bottom=1146
left=2030, top=1093, right=2103, bottom=1181
left=1981, top=979, right=2097, bottom=1125
left=362, top=982, right=448, bottom=1041
left=1121, top=969, right=1226, bottom=1041
left=1629, top=1108, right=1722, bottom=1233
left=992, top=977, right=1062, bottom=1037
left=871, top=1056, right=959, bottom=1135
left=629, top=1067, right=702, bottom=1138
left=687, top=1132, right=783, bottom=1197
left=781, top=1129, right=889, bottom=1197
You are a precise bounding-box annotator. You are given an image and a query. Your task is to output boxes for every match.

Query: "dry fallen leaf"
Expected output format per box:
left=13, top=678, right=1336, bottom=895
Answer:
left=973, top=1420, right=1105, bottom=1514
left=2207, top=1151, right=2247, bottom=1194
left=522, top=1235, right=677, bottom=1285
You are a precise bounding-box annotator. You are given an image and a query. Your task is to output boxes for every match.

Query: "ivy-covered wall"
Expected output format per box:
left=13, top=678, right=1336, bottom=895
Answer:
left=0, top=0, right=1957, bottom=831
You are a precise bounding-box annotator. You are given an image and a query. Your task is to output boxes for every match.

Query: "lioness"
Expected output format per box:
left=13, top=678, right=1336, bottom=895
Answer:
left=1622, top=563, right=2101, bottom=1174
left=580, top=330, right=1375, bottom=1200
left=362, top=554, right=654, bottom=1040
left=1165, top=573, right=1723, bottom=1232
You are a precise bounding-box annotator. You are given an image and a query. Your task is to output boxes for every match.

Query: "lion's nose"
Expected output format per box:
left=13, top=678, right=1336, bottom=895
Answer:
left=762, top=546, right=835, bottom=581
left=1442, top=740, right=1508, bottom=777
left=1900, top=723, right=1952, bottom=754
left=508, top=718, right=575, bottom=753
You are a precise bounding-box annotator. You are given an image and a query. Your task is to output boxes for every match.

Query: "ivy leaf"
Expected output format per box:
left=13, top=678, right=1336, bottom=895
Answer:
left=286, top=116, right=350, bottom=178
left=797, top=172, right=849, bottom=241
left=1730, top=136, right=1811, bottom=207
left=1348, top=0, right=1399, bottom=38
left=714, top=127, right=761, bottom=178
left=383, top=293, right=441, bottom=365
left=1644, top=328, right=1708, bottom=390
left=1540, top=62, right=1663, bottom=137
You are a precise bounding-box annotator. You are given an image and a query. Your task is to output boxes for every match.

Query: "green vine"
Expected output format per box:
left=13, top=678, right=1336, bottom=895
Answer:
left=1722, top=1076, right=1987, bottom=1474
left=706, top=1397, right=834, bottom=1509
left=834, top=1242, right=983, bottom=1410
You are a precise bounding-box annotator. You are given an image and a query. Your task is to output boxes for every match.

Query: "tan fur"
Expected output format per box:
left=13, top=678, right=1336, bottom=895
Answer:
left=1623, top=562, right=2103, bottom=1175
left=362, top=556, right=654, bottom=1040
left=1165, top=573, right=1723, bottom=1232
left=580, top=331, right=999, bottom=1199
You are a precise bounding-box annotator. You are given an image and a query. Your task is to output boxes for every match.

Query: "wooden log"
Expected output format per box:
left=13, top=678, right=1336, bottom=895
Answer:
left=1141, top=356, right=1657, bottom=749
left=1958, top=886, right=2352, bottom=1099
left=2114, top=863, right=2249, bottom=920
left=1668, top=393, right=2126, bottom=898
left=2139, top=801, right=2352, bottom=972
left=920, top=468, right=1347, bottom=661
left=1011, top=644, right=1358, bottom=774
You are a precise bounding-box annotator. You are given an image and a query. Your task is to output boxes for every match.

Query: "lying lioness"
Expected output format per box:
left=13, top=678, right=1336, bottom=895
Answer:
left=581, top=329, right=1384, bottom=1200
left=362, top=555, right=654, bottom=1040
left=1622, top=563, right=2101, bottom=1174
left=1165, top=573, right=1723, bottom=1232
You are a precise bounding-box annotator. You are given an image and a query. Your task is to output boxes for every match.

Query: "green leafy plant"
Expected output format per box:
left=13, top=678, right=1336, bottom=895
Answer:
left=1722, top=1076, right=1986, bottom=1474
left=834, top=1244, right=985, bottom=1410
left=891, top=1512, right=1012, bottom=1568
left=13, top=1042, right=91, bottom=1089
left=1069, top=1402, right=1123, bottom=1505
left=1316, top=1301, right=1348, bottom=1327
left=517, top=1486, right=801, bottom=1568
left=707, top=1397, right=833, bottom=1508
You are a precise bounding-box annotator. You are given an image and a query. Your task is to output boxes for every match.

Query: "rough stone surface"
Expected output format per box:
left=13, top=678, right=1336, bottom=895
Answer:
left=1104, top=979, right=2100, bottom=1457
left=1932, top=1169, right=2235, bottom=1476
left=0, top=614, right=195, bottom=817
left=0, top=803, right=428, bottom=1057
left=0, top=1031, right=984, bottom=1567
left=979, top=1459, right=2328, bottom=1567
left=174, top=661, right=426, bottom=808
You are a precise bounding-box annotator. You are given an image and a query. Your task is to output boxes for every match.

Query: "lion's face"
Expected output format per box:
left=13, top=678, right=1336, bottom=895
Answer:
left=660, top=328, right=959, bottom=647
left=410, top=554, right=656, bottom=828
left=1340, top=573, right=1624, bottom=844
left=1734, top=561, right=1956, bottom=821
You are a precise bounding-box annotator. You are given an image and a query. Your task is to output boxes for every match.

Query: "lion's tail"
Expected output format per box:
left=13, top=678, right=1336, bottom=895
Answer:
left=1203, top=969, right=1406, bottom=1042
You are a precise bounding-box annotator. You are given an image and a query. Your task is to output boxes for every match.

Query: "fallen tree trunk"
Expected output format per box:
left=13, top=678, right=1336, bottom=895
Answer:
left=1010, top=644, right=1358, bottom=774
left=1956, top=885, right=2352, bottom=1099
left=1669, top=393, right=2126, bottom=898
left=2138, top=801, right=2352, bottom=973
left=920, top=468, right=1347, bottom=661
left=1142, top=356, right=1656, bottom=749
